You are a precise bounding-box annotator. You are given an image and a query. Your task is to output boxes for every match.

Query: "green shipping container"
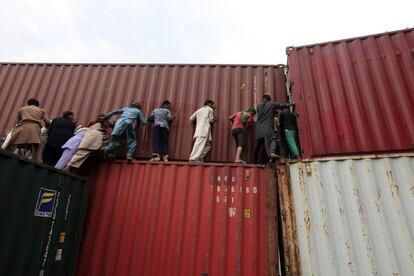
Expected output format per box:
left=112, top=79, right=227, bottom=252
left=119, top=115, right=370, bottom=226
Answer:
left=0, top=150, right=88, bottom=276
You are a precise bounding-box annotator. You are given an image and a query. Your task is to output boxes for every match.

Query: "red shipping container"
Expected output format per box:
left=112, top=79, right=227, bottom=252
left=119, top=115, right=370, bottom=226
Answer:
left=0, top=63, right=286, bottom=163
left=287, top=28, right=414, bottom=158
left=77, top=161, right=278, bottom=276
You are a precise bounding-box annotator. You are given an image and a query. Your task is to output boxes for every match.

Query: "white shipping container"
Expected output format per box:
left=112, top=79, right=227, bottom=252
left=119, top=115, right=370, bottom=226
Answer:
left=285, top=154, right=414, bottom=275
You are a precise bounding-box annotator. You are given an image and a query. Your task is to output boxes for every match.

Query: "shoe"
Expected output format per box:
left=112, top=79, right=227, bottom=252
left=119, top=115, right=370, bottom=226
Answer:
left=269, top=153, right=280, bottom=159
left=126, top=154, right=134, bottom=162
left=234, top=159, right=246, bottom=164
left=103, top=148, right=115, bottom=161
left=150, top=154, right=161, bottom=161
left=162, top=155, right=169, bottom=162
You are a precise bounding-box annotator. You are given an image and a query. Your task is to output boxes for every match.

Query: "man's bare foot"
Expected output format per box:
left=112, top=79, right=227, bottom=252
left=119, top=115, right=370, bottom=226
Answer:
left=270, top=153, right=280, bottom=159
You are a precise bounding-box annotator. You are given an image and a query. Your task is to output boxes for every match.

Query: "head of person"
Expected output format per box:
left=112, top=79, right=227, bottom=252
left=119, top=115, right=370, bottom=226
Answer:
left=88, top=114, right=106, bottom=127
left=204, top=100, right=215, bottom=108
left=97, top=114, right=106, bottom=121
left=262, top=94, right=272, bottom=102
left=130, top=101, right=142, bottom=109
left=245, top=107, right=256, bottom=115
left=27, top=98, right=40, bottom=106
left=63, top=111, right=74, bottom=121
left=161, top=100, right=171, bottom=109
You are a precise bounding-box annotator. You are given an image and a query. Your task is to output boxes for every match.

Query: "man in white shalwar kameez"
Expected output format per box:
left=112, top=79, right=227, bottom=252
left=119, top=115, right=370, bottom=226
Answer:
left=189, top=100, right=215, bottom=162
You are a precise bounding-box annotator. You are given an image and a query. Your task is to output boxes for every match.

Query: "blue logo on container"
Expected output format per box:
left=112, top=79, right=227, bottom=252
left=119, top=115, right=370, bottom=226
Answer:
left=34, top=188, right=57, bottom=217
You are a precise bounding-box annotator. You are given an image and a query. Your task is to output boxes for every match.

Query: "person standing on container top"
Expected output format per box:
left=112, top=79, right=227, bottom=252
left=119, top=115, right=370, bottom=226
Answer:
left=149, top=100, right=173, bottom=162
left=229, top=107, right=256, bottom=163
left=4, top=98, right=51, bottom=162
left=103, top=101, right=147, bottom=162
left=43, top=111, right=76, bottom=166
left=280, top=107, right=300, bottom=159
left=253, top=94, right=293, bottom=163
left=273, top=110, right=287, bottom=158
left=189, top=100, right=215, bottom=162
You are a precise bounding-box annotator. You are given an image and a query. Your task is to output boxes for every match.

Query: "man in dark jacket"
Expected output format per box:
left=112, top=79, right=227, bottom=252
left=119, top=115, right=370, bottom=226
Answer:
left=43, top=111, right=76, bottom=166
left=253, top=95, right=293, bottom=163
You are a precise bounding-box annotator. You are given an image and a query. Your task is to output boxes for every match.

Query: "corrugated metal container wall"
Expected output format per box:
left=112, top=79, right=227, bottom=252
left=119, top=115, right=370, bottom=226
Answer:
left=279, top=155, right=414, bottom=275
left=287, top=28, right=414, bottom=158
left=0, top=63, right=287, bottom=163
left=77, top=161, right=278, bottom=276
left=0, top=150, right=88, bottom=276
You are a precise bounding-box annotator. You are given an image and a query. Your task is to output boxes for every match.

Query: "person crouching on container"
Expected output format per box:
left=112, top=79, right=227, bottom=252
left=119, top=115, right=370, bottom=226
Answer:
left=189, top=100, right=216, bottom=162
left=229, top=107, right=256, bottom=163
left=149, top=100, right=173, bottom=162
left=103, top=101, right=147, bottom=162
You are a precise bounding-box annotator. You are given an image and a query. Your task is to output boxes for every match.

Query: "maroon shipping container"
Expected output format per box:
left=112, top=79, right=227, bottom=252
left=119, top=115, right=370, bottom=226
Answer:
left=77, top=161, right=278, bottom=276
left=287, top=28, right=414, bottom=158
left=0, top=63, right=287, bottom=163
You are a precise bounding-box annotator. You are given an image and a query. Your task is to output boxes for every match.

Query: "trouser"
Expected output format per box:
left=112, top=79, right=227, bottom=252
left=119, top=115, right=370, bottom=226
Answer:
left=68, top=149, right=92, bottom=168
left=106, top=125, right=136, bottom=155
left=189, top=137, right=211, bottom=161
left=152, top=126, right=169, bottom=156
left=232, top=128, right=247, bottom=149
left=253, top=131, right=284, bottom=163
left=6, top=143, right=42, bottom=162
left=1, top=131, right=12, bottom=149
left=55, top=148, right=76, bottom=169
left=285, top=129, right=300, bottom=158
left=43, top=145, right=64, bottom=166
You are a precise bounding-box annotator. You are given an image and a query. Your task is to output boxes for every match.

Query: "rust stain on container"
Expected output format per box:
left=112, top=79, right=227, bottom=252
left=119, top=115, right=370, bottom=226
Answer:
left=276, top=166, right=301, bottom=275
left=287, top=28, right=414, bottom=158
left=0, top=63, right=286, bottom=163
left=77, top=161, right=278, bottom=275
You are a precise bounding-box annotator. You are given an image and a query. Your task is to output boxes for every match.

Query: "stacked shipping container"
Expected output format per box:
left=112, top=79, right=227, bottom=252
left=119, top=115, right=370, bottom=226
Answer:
left=0, top=150, right=88, bottom=276
left=277, top=28, right=414, bottom=275
left=287, top=28, right=414, bottom=158
left=0, top=63, right=287, bottom=275
left=77, top=161, right=279, bottom=275
left=1, top=27, right=413, bottom=276
left=0, top=63, right=286, bottom=163
left=278, top=155, right=414, bottom=275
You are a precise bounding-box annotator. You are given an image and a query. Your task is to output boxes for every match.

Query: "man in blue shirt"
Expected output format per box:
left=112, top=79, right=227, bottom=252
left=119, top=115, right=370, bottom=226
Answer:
left=149, top=100, right=172, bottom=161
left=104, top=101, right=147, bottom=161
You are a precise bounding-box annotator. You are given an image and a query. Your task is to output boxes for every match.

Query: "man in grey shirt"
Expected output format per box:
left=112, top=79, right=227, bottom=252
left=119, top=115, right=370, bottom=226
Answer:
left=149, top=100, right=173, bottom=161
left=253, top=94, right=293, bottom=163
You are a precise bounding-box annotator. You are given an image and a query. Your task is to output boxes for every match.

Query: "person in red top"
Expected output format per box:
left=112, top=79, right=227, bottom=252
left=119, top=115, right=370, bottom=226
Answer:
left=229, top=107, right=256, bottom=163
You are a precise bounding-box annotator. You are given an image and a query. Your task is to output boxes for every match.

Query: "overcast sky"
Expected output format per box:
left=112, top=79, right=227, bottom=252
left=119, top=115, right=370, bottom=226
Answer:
left=0, top=0, right=412, bottom=65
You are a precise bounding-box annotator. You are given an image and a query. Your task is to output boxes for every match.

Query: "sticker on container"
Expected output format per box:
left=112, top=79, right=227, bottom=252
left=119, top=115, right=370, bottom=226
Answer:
left=55, top=249, right=62, bottom=261
left=59, top=232, right=66, bottom=243
left=244, top=208, right=251, bottom=219
left=228, top=207, right=236, bottom=218
left=34, top=188, right=57, bottom=218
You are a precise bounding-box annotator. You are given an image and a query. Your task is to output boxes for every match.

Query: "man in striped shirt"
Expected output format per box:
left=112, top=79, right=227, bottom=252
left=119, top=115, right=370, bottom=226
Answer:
left=149, top=100, right=173, bottom=161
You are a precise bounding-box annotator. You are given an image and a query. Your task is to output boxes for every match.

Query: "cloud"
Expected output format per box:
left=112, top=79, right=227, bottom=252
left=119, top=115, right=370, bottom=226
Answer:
left=0, top=0, right=412, bottom=64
